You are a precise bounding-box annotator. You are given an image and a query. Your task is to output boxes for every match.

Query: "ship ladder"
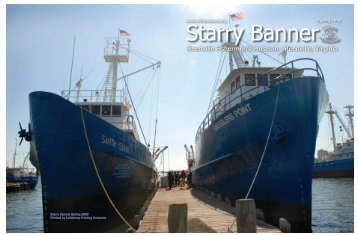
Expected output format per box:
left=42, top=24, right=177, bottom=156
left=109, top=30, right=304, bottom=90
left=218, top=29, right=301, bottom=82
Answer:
left=227, top=86, right=281, bottom=232
left=80, top=107, right=137, bottom=232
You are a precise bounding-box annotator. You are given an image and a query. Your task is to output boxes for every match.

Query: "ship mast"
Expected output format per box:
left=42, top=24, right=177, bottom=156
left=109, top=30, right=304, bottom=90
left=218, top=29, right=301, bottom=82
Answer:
left=344, top=105, right=354, bottom=138
left=334, top=111, right=352, bottom=139
left=326, top=103, right=337, bottom=151
left=103, top=36, right=130, bottom=102
left=225, top=15, right=247, bottom=71
left=67, top=36, right=76, bottom=101
left=225, top=40, right=247, bottom=71
left=184, top=145, right=195, bottom=172
left=12, top=138, right=18, bottom=168
left=75, top=68, right=83, bottom=103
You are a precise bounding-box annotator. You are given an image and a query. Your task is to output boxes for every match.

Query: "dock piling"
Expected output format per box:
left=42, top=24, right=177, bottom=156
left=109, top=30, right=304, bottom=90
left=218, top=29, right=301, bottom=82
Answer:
left=6, top=182, right=31, bottom=193
left=168, top=203, right=188, bottom=232
left=235, top=199, right=257, bottom=232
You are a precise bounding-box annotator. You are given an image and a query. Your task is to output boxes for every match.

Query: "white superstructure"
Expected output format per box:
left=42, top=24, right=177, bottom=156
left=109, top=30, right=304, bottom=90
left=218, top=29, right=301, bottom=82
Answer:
left=62, top=34, right=160, bottom=141
left=316, top=104, right=354, bottom=162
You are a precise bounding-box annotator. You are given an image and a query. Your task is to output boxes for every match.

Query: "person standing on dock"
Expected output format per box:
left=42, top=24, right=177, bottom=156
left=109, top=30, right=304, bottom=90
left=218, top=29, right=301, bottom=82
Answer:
left=180, top=170, right=187, bottom=187
left=187, top=171, right=192, bottom=188
left=168, top=171, right=174, bottom=189
left=174, top=171, right=179, bottom=187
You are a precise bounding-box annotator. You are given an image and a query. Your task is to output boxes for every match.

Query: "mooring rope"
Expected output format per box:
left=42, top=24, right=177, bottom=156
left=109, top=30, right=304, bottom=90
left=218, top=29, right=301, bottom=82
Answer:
left=245, top=86, right=281, bottom=199
left=80, top=107, right=137, bottom=232
left=227, top=86, right=281, bottom=232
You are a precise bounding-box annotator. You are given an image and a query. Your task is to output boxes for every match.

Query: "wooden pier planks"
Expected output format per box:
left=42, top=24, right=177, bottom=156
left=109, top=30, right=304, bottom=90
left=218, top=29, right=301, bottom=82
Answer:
left=137, top=187, right=280, bottom=233
left=6, top=182, right=30, bottom=193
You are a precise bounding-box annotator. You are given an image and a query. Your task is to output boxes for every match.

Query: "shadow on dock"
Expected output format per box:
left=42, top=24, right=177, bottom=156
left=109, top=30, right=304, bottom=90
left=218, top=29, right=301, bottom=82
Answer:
left=190, top=189, right=236, bottom=215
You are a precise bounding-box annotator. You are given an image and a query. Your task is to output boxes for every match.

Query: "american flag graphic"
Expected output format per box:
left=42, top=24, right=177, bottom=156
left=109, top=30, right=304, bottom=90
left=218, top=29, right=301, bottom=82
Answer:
left=230, top=12, right=244, bottom=21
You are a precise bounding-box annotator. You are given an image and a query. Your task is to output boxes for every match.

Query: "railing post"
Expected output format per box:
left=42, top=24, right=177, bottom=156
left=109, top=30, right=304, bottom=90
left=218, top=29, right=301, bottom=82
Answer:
left=213, top=104, right=216, bottom=120
left=224, top=97, right=227, bottom=112
left=291, top=61, right=294, bottom=79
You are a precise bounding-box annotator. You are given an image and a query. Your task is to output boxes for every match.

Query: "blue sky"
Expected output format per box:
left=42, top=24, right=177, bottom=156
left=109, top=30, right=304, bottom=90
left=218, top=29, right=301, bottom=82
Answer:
left=6, top=4, right=354, bottom=171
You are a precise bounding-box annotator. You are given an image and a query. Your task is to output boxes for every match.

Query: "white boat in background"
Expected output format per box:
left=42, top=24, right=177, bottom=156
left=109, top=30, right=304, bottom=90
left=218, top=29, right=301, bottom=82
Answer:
left=313, top=104, right=354, bottom=178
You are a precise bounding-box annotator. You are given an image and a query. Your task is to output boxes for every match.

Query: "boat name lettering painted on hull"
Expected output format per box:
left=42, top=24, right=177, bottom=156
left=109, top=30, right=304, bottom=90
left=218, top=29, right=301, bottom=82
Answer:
left=101, top=134, right=131, bottom=154
left=212, top=103, right=251, bottom=132
left=233, top=103, right=252, bottom=117
left=101, top=135, right=117, bottom=148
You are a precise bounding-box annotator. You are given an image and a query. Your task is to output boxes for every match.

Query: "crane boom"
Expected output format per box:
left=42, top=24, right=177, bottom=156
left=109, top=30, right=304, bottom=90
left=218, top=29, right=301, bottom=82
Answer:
left=154, top=146, right=168, bottom=161
left=117, top=62, right=161, bottom=81
left=334, top=112, right=352, bottom=139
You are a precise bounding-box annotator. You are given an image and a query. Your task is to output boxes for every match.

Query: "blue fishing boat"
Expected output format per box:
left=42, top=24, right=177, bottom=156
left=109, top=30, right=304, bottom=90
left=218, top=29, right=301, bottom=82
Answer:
left=192, top=43, right=329, bottom=232
left=6, top=140, right=38, bottom=189
left=19, top=34, right=160, bottom=232
left=313, top=105, right=354, bottom=178
left=6, top=168, right=38, bottom=189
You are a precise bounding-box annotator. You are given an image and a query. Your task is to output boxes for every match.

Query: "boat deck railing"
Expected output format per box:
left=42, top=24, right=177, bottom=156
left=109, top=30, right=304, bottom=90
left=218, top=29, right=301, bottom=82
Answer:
left=195, top=58, right=325, bottom=141
left=61, top=89, right=126, bottom=103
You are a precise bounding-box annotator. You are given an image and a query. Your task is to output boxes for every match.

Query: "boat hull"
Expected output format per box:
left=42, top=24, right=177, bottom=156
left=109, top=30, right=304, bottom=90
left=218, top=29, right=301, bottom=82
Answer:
left=6, top=174, right=39, bottom=189
left=29, top=91, right=157, bottom=232
left=193, top=76, right=328, bottom=232
left=313, top=158, right=354, bottom=178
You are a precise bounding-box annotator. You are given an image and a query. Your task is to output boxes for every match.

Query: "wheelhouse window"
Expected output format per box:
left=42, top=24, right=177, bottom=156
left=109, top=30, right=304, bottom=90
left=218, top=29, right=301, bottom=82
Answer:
left=112, top=105, right=121, bottom=116
left=92, top=105, right=100, bottom=115
left=257, top=74, right=268, bottom=86
left=102, top=105, right=111, bottom=116
left=230, top=81, right=236, bottom=93
left=235, top=76, right=240, bottom=89
left=284, top=73, right=293, bottom=80
left=245, top=74, right=256, bottom=86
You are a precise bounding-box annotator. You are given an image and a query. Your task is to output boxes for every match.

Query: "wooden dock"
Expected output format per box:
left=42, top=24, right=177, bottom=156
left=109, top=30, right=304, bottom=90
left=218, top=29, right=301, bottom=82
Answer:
left=6, top=182, right=30, bottom=193
left=137, top=187, right=280, bottom=233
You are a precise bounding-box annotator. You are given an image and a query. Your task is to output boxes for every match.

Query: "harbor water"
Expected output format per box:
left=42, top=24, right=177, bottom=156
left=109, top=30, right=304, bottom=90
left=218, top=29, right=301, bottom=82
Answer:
left=312, top=178, right=354, bottom=233
left=6, top=179, right=43, bottom=232
left=6, top=178, right=353, bottom=232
